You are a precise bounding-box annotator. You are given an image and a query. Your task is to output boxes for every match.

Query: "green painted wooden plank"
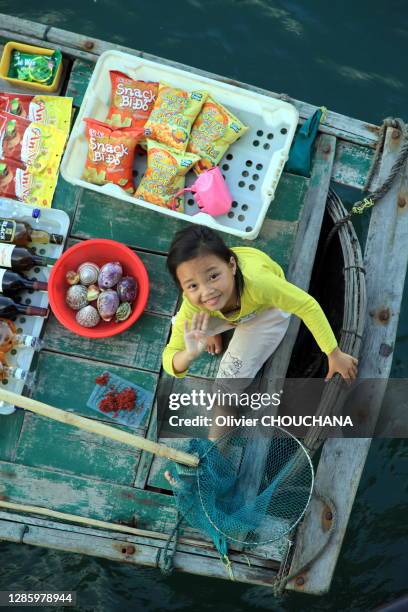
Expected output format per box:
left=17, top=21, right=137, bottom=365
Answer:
left=33, top=352, right=157, bottom=424
left=15, top=414, right=141, bottom=485
left=333, top=140, right=374, bottom=189
left=43, top=313, right=171, bottom=373
left=71, top=174, right=307, bottom=266
left=52, top=176, right=82, bottom=223
left=0, top=460, right=177, bottom=532
left=65, top=59, right=95, bottom=107
left=65, top=239, right=179, bottom=316
left=0, top=412, right=24, bottom=462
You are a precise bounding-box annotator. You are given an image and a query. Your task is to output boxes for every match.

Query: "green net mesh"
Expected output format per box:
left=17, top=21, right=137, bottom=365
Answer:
left=168, top=427, right=314, bottom=556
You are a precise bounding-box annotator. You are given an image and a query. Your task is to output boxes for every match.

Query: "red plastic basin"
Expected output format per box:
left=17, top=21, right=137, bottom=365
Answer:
left=48, top=239, right=149, bottom=338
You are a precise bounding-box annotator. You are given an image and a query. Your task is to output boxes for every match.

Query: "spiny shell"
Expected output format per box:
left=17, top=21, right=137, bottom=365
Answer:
left=78, top=261, right=100, bottom=286
left=115, top=301, right=132, bottom=322
left=66, top=270, right=80, bottom=285
left=76, top=305, right=100, bottom=328
left=97, top=289, right=120, bottom=321
left=87, top=284, right=100, bottom=302
left=66, top=284, right=88, bottom=310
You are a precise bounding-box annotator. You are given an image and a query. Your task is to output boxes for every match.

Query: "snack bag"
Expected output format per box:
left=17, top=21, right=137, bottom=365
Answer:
left=106, top=71, right=158, bottom=129
left=143, top=83, right=207, bottom=152
left=8, top=49, right=62, bottom=85
left=82, top=118, right=143, bottom=193
left=0, top=157, right=57, bottom=207
left=0, top=111, right=66, bottom=172
left=135, top=140, right=200, bottom=211
left=187, top=97, right=249, bottom=173
left=0, top=93, right=72, bottom=136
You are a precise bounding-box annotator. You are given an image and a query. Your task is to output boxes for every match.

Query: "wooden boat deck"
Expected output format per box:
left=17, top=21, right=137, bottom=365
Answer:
left=0, top=17, right=407, bottom=593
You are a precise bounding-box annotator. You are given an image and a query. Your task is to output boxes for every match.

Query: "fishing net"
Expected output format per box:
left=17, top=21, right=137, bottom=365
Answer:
left=167, top=426, right=314, bottom=557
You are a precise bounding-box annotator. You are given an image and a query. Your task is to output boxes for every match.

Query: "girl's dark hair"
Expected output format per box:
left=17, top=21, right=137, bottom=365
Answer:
left=167, top=225, right=244, bottom=296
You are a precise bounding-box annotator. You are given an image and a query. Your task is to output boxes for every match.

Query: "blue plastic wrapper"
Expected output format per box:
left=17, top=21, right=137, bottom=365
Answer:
left=86, top=371, right=153, bottom=430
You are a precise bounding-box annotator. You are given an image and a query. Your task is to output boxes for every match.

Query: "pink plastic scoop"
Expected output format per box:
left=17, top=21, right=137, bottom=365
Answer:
left=171, top=167, right=232, bottom=216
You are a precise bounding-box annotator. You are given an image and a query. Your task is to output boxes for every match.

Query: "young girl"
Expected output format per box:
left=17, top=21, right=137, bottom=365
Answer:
left=162, top=225, right=358, bottom=384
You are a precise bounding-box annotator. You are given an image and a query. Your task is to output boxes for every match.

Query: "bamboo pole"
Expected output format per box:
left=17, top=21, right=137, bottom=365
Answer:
left=0, top=389, right=199, bottom=467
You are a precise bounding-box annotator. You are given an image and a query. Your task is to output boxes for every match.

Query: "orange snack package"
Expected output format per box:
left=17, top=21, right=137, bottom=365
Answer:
left=187, top=97, right=249, bottom=174
left=143, top=83, right=207, bottom=152
left=135, top=140, right=199, bottom=211
left=106, top=71, right=158, bottom=129
left=82, top=118, right=143, bottom=193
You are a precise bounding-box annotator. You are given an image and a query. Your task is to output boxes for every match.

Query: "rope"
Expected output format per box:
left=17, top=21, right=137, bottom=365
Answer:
left=156, top=512, right=184, bottom=576
left=271, top=489, right=337, bottom=596
left=321, top=117, right=408, bottom=259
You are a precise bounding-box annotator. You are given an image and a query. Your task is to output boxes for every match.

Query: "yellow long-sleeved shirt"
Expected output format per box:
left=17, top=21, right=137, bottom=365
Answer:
left=162, top=246, right=338, bottom=377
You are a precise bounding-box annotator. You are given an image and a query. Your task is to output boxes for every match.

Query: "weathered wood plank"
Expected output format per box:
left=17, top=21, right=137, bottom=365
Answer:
left=0, top=411, right=25, bottom=462
left=65, top=59, right=95, bottom=107
left=33, top=351, right=157, bottom=423
left=43, top=313, right=171, bottom=373
left=0, top=28, right=97, bottom=62
left=332, top=140, right=374, bottom=190
left=287, top=128, right=408, bottom=594
left=0, top=509, right=279, bottom=570
left=0, top=517, right=277, bottom=585
left=0, top=15, right=47, bottom=37
left=0, top=460, right=176, bottom=531
left=52, top=176, right=81, bottom=222
left=15, top=413, right=141, bottom=486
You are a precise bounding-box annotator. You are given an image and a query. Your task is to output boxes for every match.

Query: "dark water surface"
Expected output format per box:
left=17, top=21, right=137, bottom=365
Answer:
left=0, top=1, right=407, bottom=610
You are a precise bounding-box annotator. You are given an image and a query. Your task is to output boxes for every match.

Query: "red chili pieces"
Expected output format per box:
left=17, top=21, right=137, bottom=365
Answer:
left=95, top=372, right=110, bottom=386
left=95, top=372, right=137, bottom=416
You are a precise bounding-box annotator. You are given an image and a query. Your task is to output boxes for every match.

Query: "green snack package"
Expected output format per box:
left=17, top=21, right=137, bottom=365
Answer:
left=8, top=49, right=62, bottom=85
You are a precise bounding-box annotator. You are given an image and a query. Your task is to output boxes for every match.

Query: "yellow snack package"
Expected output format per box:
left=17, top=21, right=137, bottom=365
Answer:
left=135, top=140, right=200, bottom=211
left=143, top=83, right=207, bottom=152
left=0, top=110, right=66, bottom=174
left=187, top=97, right=249, bottom=174
left=0, top=156, right=60, bottom=208
left=0, top=93, right=72, bottom=137
left=29, top=95, right=73, bottom=137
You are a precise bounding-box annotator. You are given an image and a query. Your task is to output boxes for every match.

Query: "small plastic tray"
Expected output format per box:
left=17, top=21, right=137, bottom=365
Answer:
left=0, top=198, right=69, bottom=405
left=61, top=50, right=299, bottom=240
left=0, top=41, right=63, bottom=93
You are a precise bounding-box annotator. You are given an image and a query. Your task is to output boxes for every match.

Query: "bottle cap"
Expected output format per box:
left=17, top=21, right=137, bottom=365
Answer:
left=32, top=208, right=41, bottom=219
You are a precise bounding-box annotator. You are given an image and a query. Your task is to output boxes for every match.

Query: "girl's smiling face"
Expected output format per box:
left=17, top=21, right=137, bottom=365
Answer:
left=176, top=253, right=238, bottom=312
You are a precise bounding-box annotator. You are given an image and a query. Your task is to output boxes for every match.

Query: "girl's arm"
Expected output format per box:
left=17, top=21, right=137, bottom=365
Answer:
left=261, top=275, right=358, bottom=380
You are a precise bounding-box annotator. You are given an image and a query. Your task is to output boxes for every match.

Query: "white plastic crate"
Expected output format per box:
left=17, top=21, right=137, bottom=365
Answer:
left=61, top=50, right=298, bottom=239
left=0, top=198, right=69, bottom=410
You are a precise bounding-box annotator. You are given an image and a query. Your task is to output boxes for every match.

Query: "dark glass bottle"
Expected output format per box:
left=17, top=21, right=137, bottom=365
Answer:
left=0, top=244, right=52, bottom=272
left=0, top=295, right=48, bottom=317
left=0, top=218, right=63, bottom=246
left=0, top=268, right=47, bottom=297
